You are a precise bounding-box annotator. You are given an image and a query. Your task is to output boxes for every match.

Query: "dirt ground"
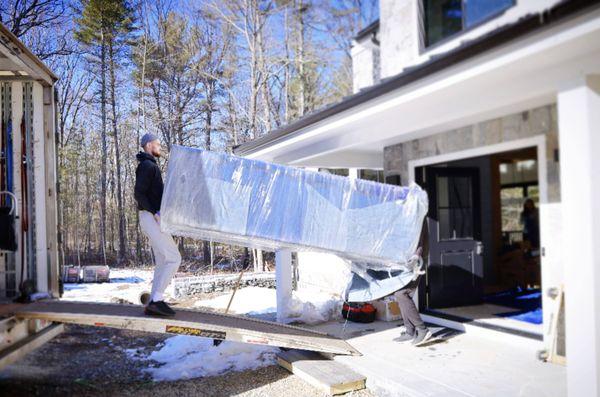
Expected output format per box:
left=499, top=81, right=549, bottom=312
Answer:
left=0, top=324, right=375, bottom=397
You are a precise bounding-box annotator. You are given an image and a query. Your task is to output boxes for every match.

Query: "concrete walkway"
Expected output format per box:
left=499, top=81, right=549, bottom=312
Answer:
left=310, top=320, right=566, bottom=397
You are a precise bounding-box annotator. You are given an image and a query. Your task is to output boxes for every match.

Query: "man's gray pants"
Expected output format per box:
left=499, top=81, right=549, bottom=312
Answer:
left=397, top=280, right=426, bottom=335
left=139, top=210, right=181, bottom=302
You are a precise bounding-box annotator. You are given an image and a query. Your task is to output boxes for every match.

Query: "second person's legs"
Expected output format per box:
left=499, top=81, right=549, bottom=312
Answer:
left=396, top=286, right=424, bottom=336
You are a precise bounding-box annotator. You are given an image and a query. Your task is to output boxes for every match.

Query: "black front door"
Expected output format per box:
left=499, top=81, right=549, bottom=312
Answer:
left=422, top=167, right=484, bottom=308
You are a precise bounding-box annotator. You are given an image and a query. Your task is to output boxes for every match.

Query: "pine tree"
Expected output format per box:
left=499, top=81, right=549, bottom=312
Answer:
left=75, top=0, right=135, bottom=265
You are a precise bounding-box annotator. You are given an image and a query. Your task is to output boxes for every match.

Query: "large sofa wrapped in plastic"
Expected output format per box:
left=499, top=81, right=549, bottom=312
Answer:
left=160, top=146, right=428, bottom=268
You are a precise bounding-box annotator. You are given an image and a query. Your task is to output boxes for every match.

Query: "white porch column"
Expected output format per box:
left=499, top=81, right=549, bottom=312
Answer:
left=275, top=249, right=292, bottom=323
left=348, top=168, right=359, bottom=180
left=557, top=75, right=600, bottom=397
left=32, top=82, right=48, bottom=293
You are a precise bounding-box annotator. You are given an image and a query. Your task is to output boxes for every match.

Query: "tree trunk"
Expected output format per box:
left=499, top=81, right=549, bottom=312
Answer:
left=109, top=42, right=127, bottom=264
left=252, top=249, right=264, bottom=273
left=85, top=164, right=92, bottom=257
left=283, top=6, right=290, bottom=122
left=99, top=33, right=108, bottom=266
left=296, top=0, right=306, bottom=117
left=203, top=241, right=211, bottom=267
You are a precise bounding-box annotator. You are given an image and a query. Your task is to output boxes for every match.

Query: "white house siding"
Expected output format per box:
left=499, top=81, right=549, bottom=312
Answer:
left=379, top=0, right=422, bottom=79
left=351, top=40, right=380, bottom=93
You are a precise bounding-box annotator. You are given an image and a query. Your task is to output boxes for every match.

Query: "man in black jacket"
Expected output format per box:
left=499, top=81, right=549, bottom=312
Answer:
left=135, top=133, right=181, bottom=317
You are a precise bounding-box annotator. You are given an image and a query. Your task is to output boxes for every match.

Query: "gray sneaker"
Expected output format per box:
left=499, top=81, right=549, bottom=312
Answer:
left=393, top=332, right=415, bottom=343
left=412, top=328, right=433, bottom=346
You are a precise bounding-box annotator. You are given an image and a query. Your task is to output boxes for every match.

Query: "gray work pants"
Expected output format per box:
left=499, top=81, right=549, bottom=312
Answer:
left=397, top=281, right=426, bottom=335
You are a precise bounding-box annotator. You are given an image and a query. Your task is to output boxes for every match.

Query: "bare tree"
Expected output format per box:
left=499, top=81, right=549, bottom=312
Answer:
left=0, top=0, right=72, bottom=60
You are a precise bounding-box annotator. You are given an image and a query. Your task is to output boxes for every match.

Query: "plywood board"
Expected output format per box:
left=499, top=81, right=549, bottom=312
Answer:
left=278, top=350, right=366, bottom=395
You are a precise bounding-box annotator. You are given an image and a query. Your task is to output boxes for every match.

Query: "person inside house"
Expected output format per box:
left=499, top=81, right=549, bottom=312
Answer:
left=135, top=133, right=182, bottom=317
left=521, top=198, right=540, bottom=249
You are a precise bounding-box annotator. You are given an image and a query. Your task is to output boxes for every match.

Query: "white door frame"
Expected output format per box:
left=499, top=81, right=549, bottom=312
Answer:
left=408, top=135, right=548, bottom=204
left=406, top=134, right=548, bottom=331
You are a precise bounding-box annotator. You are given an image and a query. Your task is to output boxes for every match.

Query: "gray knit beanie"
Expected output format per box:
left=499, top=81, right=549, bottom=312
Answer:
left=140, top=133, right=159, bottom=148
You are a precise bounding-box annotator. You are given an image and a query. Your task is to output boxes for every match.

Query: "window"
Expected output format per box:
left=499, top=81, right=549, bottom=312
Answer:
left=318, top=168, right=349, bottom=177
left=424, top=0, right=514, bottom=47
left=500, top=184, right=539, bottom=244
left=358, top=169, right=385, bottom=183
left=437, top=175, right=475, bottom=240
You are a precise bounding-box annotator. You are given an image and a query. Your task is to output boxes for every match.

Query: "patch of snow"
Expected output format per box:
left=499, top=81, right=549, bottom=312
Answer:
left=286, top=289, right=343, bottom=325
left=62, top=272, right=281, bottom=382
left=143, top=335, right=277, bottom=381
left=61, top=269, right=173, bottom=304
left=194, top=287, right=276, bottom=315
left=195, top=286, right=342, bottom=325
left=123, top=348, right=147, bottom=361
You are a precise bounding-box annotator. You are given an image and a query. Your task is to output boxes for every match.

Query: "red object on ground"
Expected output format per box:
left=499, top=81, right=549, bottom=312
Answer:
left=342, top=302, right=377, bottom=323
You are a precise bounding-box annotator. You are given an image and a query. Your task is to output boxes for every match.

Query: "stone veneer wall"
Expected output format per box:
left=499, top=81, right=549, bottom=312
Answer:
left=383, top=104, right=561, bottom=204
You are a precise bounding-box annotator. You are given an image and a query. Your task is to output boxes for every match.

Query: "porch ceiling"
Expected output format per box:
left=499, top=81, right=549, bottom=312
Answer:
left=246, top=9, right=600, bottom=169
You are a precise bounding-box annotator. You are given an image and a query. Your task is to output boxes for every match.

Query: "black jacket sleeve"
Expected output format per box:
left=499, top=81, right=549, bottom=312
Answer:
left=135, top=161, right=156, bottom=214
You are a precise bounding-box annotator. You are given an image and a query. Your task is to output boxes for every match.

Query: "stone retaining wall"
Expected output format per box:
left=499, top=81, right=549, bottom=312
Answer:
left=173, top=272, right=275, bottom=298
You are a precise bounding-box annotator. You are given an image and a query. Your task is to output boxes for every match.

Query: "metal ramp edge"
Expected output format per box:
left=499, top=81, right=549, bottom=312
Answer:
left=6, top=301, right=361, bottom=356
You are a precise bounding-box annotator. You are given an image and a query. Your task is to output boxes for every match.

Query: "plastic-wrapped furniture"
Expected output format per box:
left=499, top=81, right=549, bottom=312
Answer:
left=161, top=146, right=428, bottom=267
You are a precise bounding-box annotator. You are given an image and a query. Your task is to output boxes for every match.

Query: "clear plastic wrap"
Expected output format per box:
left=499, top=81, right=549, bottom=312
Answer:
left=160, top=145, right=428, bottom=266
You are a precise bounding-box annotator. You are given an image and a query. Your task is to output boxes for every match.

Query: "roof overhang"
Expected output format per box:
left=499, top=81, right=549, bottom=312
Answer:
left=235, top=1, right=600, bottom=168
left=0, top=23, right=58, bottom=86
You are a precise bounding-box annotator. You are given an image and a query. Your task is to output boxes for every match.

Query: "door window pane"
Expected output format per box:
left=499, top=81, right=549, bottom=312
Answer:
left=449, top=176, right=472, bottom=207
left=437, top=176, right=449, bottom=207
left=439, top=208, right=452, bottom=240
left=436, top=174, right=475, bottom=240
left=452, top=207, right=474, bottom=238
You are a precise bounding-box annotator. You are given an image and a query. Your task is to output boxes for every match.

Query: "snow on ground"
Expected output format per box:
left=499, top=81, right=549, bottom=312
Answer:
left=286, top=289, right=343, bottom=325
left=61, top=268, right=173, bottom=304
left=62, top=270, right=278, bottom=382
left=139, top=336, right=278, bottom=381
left=60, top=269, right=341, bottom=382
left=195, top=285, right=342, bottom=324
left=195, top=286, right=277, bottom=315
left=196, top=286, right=342, bottom=324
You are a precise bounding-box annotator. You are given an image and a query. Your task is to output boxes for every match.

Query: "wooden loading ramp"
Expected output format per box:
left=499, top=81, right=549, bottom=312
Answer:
left=5, top=301, right=360, bottom=356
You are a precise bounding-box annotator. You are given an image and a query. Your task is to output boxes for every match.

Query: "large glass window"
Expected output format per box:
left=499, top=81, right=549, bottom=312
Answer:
left=358, top=169, right=384, bottom=183
left=424, top=0, right=514, bottom=47
left=499, top=158, right=539, bottom=245
left=318, top=168, right=349, bottom=177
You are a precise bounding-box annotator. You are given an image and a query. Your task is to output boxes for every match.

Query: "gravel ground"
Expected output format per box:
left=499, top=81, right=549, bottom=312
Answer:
left=0, top=324, right=375, bottom=397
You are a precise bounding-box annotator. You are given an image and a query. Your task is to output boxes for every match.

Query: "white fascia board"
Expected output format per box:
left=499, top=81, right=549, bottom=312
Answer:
left=245, top=10, right=600, bottom=163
